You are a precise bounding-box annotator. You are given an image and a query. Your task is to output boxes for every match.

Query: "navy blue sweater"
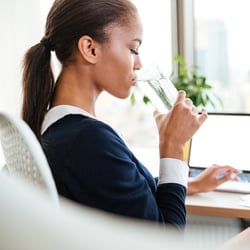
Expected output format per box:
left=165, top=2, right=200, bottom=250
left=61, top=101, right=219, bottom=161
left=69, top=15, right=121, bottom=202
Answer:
left=42, top=114, right=186, bottom=228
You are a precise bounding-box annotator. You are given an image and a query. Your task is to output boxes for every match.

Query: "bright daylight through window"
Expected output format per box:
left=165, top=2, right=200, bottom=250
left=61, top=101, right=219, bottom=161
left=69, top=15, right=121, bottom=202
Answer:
left=194, top=0, right=250, bottom=112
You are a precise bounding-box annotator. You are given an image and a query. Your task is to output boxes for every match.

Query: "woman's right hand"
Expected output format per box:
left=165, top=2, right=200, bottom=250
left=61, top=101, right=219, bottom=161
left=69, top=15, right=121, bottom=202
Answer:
left=154, top=91, right=207, bottom=160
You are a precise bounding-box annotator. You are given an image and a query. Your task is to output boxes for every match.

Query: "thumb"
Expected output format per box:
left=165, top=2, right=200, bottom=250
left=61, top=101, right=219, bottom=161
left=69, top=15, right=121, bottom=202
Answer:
left=153, top=109, right=160, bottom=117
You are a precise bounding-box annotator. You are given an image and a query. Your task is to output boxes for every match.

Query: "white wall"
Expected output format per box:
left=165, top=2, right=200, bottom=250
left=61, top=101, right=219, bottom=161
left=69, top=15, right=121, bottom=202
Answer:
left=0, top=0, right=52, bottom=166
left=0, top=0, right=51, bottom=116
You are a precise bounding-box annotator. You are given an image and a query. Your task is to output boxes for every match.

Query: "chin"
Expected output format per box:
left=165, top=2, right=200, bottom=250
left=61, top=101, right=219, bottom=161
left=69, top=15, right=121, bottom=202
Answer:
left=116, top=91, right=130, bottom=99
left=111, top=85, right=132, bottom=99
left=120, top=94, right=130, bottom=99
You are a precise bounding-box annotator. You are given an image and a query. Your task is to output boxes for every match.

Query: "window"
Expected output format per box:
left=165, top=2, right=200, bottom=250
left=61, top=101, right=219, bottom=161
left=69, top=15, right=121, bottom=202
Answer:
left=132, top=0, right=173, bottom=74
left=183, top=0, right=250, bottom=112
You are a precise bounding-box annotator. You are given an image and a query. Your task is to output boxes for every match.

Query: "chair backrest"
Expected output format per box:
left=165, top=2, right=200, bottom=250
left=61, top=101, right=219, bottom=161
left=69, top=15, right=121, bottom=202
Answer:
left=0, top=111, right=59, bottom=205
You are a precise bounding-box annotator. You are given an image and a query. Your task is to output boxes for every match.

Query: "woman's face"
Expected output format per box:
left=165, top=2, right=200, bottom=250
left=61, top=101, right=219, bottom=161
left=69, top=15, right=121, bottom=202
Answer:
left=94, top=14, right=143, bottom=99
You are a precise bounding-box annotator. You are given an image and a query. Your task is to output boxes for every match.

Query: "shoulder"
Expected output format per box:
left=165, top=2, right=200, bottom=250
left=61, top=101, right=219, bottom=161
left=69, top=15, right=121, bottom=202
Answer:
left=44, top=114, right=129, bottom=154
left=45, top=114, right=121, bottom=140
left=72, top=115, right=124, bottom=145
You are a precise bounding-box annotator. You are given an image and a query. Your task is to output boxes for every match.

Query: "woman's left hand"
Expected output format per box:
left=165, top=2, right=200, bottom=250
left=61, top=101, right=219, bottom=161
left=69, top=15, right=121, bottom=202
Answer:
left=187, top=164, right=241, bottom=195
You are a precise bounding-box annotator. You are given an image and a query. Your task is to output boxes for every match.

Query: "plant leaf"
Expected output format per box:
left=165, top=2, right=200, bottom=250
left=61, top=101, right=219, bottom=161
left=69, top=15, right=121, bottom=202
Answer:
left=143, top=95, right=151, bottom=105
left=130, top=92, right=136, bottom=105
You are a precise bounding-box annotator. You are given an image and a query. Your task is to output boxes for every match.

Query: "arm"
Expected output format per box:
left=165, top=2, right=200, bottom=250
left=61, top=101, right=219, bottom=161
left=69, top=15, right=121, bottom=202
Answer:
left=69, top=119, right=187, bottom=228
left=152, top=91, right=207, bottom=227
left=187, top=164, right=241, bottom=195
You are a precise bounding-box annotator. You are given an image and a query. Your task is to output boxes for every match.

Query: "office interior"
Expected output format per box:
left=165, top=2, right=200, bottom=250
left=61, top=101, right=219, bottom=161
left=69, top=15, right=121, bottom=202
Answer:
left=0, top=0, right=250, bottom=249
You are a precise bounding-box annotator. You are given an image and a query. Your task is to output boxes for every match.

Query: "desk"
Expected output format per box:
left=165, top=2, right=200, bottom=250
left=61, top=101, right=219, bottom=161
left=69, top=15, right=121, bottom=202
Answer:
left=186, top=191, right=250, bottom=219
left=185, top=191, right=250, bottom=248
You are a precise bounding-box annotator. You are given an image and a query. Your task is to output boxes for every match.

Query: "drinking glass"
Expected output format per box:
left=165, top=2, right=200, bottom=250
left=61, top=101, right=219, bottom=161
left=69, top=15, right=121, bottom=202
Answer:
left=136, top=64, right=178, bottom=112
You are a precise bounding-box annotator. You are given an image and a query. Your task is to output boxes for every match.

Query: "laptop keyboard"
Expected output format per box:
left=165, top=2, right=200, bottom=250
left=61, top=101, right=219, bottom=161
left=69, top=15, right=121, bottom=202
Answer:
left=189, top=168, right=250, bottom=182
left=189, top=168, right=203, bottom=178
left=215, top=181, right=250, bottom=193
left=238, top=172, right=250, bottom=182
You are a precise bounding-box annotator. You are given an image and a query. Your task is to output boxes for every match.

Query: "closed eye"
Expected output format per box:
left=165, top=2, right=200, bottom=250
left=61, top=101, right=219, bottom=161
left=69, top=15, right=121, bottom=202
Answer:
left=130, top=49, right=139, bottom=55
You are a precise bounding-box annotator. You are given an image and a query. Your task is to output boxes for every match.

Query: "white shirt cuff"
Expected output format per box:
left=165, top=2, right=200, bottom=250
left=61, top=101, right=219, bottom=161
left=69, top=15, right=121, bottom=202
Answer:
left=158, top=158, right=189, bottom=187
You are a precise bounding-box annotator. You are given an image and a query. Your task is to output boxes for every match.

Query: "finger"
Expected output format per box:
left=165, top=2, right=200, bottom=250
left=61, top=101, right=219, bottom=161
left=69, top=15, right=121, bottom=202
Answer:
left=153, top=109, right=163, bottom=119
left=153, top=110, right=159, bottom=117
left=197, top=108, right=208, bottom=123
left=228, top=168, right=242, bottom=174
left=153, top=110, right=163, bottom=122
left=213, top=166, right=241, bottom=181
left=185, top=98, right=193, bottom=106
left=176, top=90, right=186, bottom=102
left=216, top=174, right=231, bottom=185
left=227, top=166, right=242, bottom=173
left=213, top=165, right=234, bottom=173
left=191, top=105, right=198, bottom=115
left=230, top=172, right=240, bottom=181
left=214, top=165, right=241, bottom=174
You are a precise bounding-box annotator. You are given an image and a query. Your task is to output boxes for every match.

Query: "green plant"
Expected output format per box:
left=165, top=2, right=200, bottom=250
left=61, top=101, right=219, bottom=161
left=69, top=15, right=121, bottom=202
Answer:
left=170, top=55, right=222, bottom=109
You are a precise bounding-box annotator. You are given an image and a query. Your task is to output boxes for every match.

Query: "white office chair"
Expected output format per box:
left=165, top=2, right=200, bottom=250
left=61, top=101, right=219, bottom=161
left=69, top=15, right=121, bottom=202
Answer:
left=1, top=174, right=247, bottom=250
left=0, top=111, right=59, bottom=205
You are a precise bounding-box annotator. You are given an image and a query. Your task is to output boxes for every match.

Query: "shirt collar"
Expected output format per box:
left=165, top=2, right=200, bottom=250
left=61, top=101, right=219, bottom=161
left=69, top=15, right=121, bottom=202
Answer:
left=41, top=105, right=96, bottom=134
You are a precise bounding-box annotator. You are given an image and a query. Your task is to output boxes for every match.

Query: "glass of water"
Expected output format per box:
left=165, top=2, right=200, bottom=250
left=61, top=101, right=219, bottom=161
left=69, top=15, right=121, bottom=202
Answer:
left=136, top=64, right=178, bottom=112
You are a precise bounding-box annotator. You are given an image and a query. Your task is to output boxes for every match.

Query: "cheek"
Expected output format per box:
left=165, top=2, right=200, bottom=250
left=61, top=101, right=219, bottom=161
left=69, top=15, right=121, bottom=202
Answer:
left=104, top=44, right=132, bottom=67
left=111, top=52, right=132, bottom=70
left=96, top=49, right=134, bottom=97
left=102, top=68, right=132, bottom=99
left=102, top=53, right=132, bottom=82
left=115, top=55, right=134, bottom=82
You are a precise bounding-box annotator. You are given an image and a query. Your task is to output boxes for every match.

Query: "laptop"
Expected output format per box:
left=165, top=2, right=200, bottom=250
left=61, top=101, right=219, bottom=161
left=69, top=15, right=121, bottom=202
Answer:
left=188, top=112, right=250, bottom=193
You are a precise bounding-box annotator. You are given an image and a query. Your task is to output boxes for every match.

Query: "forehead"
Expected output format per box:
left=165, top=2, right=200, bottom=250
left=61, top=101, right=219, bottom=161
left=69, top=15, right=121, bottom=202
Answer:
left=105, top=14, right=143, bottom=43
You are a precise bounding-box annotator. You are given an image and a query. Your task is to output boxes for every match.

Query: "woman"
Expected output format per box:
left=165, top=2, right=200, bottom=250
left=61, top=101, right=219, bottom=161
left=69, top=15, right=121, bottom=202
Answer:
left=21, top=0, right=236, bottom=229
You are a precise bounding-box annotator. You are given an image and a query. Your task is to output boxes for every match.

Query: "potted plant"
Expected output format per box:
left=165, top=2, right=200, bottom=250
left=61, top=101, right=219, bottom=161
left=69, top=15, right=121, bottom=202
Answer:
left=170, top=55, right=222, bottom=109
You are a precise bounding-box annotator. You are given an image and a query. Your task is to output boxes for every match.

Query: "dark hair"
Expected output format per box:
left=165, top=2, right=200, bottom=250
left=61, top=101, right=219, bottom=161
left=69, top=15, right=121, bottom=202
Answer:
left=21, top=0, right=137, bottom=141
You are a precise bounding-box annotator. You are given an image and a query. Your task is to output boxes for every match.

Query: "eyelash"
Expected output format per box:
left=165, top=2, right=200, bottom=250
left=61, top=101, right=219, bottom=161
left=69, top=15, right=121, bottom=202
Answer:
left=130, top=49, right=139, bottom=55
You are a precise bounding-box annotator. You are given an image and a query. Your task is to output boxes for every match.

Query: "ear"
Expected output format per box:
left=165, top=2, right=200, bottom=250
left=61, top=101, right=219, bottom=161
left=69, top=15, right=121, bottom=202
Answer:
left=77, top=36, right=100, bottom=64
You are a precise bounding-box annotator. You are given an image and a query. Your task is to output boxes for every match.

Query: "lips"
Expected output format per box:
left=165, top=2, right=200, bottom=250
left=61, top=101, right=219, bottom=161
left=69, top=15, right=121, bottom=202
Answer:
left=131, top=79, right=137, bottom=86
left=131, top=76, right=137, bottom=85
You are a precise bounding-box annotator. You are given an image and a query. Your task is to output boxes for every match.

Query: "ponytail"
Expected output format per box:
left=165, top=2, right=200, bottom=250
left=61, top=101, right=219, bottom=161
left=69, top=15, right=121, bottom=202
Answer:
left=21, top=40, right=55, bottom=141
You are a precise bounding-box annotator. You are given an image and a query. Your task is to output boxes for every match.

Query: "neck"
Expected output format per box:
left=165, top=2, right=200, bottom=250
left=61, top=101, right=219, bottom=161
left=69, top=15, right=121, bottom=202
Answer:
left=51, top=67, right=100, bottom=116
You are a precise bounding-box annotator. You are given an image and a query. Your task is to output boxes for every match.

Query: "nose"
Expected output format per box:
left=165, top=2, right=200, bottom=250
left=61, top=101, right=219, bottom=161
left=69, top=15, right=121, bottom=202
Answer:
left=134, top=55, right=143, bottom=71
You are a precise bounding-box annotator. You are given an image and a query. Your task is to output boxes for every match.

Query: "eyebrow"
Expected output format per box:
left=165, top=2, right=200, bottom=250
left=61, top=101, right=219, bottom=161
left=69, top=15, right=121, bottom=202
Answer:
left=132, top=38, right=142, bottom=45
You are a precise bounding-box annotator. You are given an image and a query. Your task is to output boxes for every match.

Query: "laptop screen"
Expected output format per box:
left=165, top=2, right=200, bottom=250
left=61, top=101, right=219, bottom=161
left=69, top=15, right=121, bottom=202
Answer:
left=188, top=112, right=250, bottom=172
